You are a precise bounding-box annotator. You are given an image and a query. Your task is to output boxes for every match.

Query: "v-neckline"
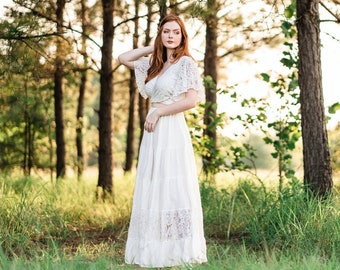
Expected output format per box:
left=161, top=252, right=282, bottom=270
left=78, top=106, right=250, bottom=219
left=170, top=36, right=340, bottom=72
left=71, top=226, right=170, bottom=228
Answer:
left=157, top=62, right=174, bottom=79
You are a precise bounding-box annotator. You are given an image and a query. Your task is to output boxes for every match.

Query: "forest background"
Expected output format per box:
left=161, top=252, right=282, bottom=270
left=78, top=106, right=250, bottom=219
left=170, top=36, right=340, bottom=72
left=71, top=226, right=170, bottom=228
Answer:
left=1, top=0, right=340, bottom=269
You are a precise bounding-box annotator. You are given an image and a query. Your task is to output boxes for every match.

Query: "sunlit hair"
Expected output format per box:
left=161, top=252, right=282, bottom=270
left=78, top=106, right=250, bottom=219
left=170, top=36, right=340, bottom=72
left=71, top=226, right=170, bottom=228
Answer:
left=145, top=14, right=191, bottom=83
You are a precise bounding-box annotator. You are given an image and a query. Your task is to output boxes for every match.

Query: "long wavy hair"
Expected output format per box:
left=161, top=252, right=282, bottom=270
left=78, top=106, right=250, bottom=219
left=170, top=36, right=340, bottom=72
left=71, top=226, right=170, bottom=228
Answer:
left=145, top=14, right=191, bottom=83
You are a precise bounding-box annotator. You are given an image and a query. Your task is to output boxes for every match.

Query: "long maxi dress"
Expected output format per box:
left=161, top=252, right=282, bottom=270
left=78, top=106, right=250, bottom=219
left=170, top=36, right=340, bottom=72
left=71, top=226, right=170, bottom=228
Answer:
left=125, top=55, right=207, bottom=268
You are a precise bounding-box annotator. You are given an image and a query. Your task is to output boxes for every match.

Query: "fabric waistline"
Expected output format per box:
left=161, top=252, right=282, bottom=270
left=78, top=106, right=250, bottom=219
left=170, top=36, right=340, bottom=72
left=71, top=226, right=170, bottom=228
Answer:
left=151, top=102, right=171, bottom=108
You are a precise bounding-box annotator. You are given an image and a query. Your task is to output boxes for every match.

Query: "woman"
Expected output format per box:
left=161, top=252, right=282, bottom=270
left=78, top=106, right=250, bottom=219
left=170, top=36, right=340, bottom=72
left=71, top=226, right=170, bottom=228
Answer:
left=118, top=14, right=207, bottom=268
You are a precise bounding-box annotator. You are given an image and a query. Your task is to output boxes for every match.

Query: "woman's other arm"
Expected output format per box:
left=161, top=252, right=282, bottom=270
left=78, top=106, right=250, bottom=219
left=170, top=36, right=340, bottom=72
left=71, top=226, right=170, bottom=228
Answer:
left=144, top=89, right=198, bottom=132
left=118, top=45, right=154, bottom=69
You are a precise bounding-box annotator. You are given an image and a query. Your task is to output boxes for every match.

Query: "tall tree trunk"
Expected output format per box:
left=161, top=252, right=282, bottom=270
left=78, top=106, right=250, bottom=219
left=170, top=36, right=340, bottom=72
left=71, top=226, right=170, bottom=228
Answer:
left=24, top=113, right=34, bottom=176
left=124, top=0, right=139, bottom=172
left=55, top=0, right=66, bottom=179
left=203, top=0, right=218, bottom=176
left=23, top=113, right=31, bottom=176
left=98, top=0, right=114, bottom=199
left=138, top=2, right=152, bottom=152
left=159, top=0, right=167, bottom=20
left=23, top=80, right=30, bottom=175
left=296, top=0, right=332, bottom=197
left=29, top=128, right=34, bottom=176
left=76, top=70, right=86, bottom=180
left=76, top=0, right=88, bottom=180
left=124, top=69, right=137, bottom=172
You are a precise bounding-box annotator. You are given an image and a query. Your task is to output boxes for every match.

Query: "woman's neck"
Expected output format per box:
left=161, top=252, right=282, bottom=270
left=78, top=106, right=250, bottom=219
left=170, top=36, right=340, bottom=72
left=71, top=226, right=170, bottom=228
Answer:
left=166, top=49, right=175, bottom=62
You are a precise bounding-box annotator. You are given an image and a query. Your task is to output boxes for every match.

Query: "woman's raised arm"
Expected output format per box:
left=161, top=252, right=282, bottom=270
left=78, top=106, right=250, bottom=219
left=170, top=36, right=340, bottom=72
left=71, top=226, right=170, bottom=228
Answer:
left=118, top=45, right=154, bottom=70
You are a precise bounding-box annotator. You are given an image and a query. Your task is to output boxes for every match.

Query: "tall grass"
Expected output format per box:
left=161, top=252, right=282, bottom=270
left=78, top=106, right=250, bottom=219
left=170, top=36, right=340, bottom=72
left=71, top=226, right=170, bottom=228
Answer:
left=201, top=178, right=340, bottom=260
left=0, top=172, right=132, bottom=261
left=1, top=172, right=340, bottom=269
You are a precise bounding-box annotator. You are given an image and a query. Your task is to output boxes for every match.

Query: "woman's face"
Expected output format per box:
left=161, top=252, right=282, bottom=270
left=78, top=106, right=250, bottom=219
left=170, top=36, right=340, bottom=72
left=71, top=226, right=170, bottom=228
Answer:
left=161, top=21, right=182, bottom=50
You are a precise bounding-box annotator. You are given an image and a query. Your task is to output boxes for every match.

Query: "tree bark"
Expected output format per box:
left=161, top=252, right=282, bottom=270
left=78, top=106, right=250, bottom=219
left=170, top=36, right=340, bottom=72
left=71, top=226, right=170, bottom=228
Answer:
left=203, top=0, right=218, bottom=175
left=55, top=0, right=66, bottom=179
left=23, top=80, right=33, bottom=176
left=296, top=0, right=333, bottom=197
left=138, top=2, right=152, bottom=153
left=124, top=69, right=137, bottom=172
left=124, top=0, right=139, bottom=172
left=98, top=0, right=114, bottom=198
left=76, top=69, right=86, bottom=180
left=76, top=0, right=89, bottom=180
left=159, top=0, right=167, bottom=20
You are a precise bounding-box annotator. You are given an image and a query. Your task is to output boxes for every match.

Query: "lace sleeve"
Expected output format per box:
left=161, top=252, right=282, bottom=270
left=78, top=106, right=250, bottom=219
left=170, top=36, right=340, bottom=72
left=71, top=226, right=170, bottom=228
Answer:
left=173, top=56, right=204, bottom=101
left=134, top=57, right=150, bottom=99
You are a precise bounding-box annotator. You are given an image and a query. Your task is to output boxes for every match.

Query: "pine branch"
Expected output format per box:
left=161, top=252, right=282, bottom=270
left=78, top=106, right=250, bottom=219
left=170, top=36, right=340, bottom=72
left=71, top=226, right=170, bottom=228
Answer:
left=0, top=32, right=60, bottom=40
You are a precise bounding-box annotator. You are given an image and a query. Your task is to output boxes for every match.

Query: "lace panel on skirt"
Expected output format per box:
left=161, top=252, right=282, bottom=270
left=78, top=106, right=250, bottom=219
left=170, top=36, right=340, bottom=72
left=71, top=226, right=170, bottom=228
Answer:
left=129, top=209, right=192, bottom=241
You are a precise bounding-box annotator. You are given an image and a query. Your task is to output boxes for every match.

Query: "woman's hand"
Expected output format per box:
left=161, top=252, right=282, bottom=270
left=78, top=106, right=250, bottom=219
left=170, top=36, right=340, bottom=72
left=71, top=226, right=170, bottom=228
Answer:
left=144, top=109, right=160, bottom=132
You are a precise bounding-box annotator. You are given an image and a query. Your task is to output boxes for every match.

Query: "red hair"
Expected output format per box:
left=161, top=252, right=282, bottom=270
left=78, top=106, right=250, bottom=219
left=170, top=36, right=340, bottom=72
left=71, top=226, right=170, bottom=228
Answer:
left=145, top=14, right=191, bottom=83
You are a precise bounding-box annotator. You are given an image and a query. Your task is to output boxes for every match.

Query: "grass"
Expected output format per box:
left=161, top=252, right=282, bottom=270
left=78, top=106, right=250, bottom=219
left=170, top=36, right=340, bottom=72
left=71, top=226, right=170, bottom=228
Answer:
left=1, top=170, right=340, bottom=269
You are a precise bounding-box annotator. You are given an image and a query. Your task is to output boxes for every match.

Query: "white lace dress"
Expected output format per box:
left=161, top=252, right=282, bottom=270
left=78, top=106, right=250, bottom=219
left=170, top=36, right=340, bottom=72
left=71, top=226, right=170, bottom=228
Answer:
left=125, top=56, right=207, bottom=268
